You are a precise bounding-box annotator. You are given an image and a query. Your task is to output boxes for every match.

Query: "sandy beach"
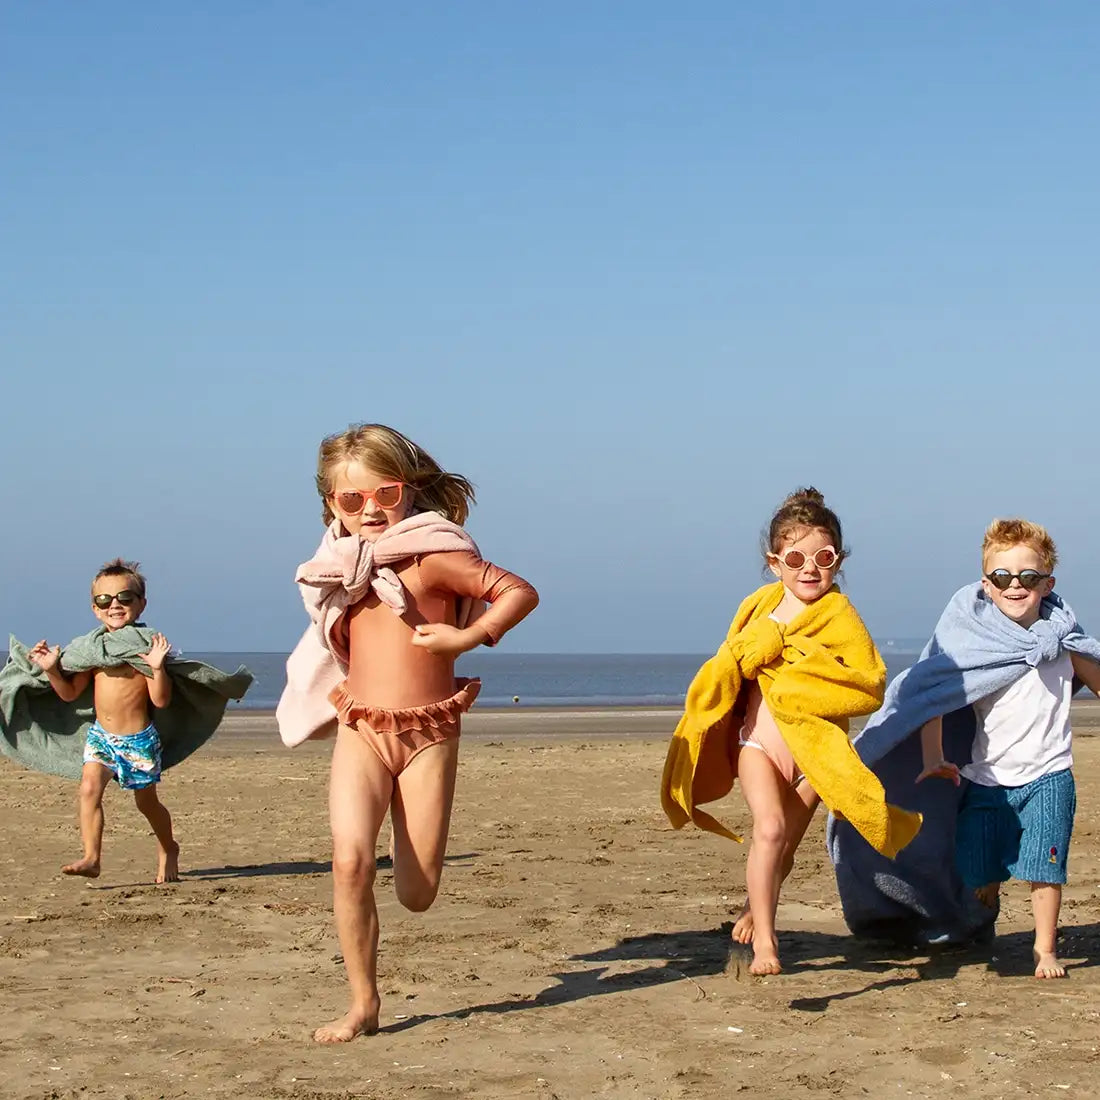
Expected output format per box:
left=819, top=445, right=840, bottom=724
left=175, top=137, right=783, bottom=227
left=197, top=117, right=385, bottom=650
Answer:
left=3, top=705, right=1100, bottom=1099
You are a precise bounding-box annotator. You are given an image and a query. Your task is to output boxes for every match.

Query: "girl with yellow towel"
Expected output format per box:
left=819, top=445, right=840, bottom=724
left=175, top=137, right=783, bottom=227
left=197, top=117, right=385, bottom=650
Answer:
left=661, top=489, right=921, bottom=975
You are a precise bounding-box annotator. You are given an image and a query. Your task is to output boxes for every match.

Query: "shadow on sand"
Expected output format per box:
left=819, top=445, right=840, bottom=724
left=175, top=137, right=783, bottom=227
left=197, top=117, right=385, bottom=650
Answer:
left=379, top=919, right=1100, bottom=1033
left=85, top=851, right=478, bottom=888
left=773, top=921, right=1100, bottom=1011
left=380, top=923, right=733, bottom=1034
left=182, top=850, right=479, bottom=881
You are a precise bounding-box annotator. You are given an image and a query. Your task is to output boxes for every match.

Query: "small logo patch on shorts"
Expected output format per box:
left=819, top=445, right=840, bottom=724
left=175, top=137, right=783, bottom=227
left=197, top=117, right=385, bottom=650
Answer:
left=1049, top=846, right=1058, bottom=864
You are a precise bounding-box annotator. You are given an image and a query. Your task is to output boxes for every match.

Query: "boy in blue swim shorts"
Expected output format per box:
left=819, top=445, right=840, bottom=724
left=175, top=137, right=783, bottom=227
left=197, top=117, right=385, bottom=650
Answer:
left=919, top=520, right=1100, bottom=978
left=29, top=559, right=180, bottom=883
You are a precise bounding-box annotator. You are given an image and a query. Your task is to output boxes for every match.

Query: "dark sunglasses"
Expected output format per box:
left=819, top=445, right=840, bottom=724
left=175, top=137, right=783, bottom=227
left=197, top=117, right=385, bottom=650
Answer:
left=985, top=569, right=1050, bottom=591
left=93, top=590, right=140, bottom=608
left=334, top=483, right=405, bottom=514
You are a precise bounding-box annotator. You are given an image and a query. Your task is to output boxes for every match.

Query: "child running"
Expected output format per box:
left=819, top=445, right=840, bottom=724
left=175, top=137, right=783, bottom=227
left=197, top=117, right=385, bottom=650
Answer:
left=277, top=423, right=539, bottom=1043
left=661, top=488, right=921, bottom=975
left=0, top=559, right=251, bottom=882
left=830, top=520, right=1100, bottom=965
left=914, top=521, right=1100, bottom=977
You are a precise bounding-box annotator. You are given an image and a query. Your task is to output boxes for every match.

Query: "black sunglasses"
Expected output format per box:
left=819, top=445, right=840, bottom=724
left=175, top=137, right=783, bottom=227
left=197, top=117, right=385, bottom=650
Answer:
left=93, top=590, right=141, bottom=608
left=985, top=569, right=1050, bottom=592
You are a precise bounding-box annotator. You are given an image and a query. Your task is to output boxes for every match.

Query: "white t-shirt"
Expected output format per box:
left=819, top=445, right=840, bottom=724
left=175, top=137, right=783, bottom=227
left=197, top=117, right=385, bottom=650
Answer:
left=963, top=650, right=1073, bottom=787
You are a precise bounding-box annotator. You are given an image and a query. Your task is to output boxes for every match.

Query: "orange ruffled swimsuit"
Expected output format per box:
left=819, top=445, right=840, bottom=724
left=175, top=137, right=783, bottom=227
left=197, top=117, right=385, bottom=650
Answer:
left=336, top=550, right=537, bottom=776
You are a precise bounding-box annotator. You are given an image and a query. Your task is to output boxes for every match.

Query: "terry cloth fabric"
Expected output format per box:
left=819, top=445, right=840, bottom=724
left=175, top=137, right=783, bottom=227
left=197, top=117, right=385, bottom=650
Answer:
left=827, top=583, right=1100, bottom=944
left=0, top=626, right=253, bottom=781
left=276, top=512, right=484, bottom=747
left=660, top=582, right=922, bottom=859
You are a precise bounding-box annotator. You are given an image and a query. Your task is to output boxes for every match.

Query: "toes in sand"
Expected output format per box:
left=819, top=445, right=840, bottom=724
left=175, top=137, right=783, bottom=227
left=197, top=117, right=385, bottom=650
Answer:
left=1034, top=950, right=1067, bottom=979
left=156, top=841, right=181, bottom=885
left=61, top=858, right=101, bottom=878
left=313, top=1008, right=379, bottom=1044
left=749, top=936, right=782, bottom=976
left=731, top=901, right=754, bottom=945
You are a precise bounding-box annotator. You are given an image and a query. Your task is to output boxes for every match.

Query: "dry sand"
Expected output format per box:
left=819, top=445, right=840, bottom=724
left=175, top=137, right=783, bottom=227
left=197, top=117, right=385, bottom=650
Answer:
left=3, top=705, right=1100, bottom=1099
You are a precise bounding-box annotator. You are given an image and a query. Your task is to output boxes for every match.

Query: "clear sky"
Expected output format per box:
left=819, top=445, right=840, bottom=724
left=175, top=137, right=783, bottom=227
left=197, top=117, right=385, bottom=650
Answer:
left=3, top=3, right=1098, bottom=653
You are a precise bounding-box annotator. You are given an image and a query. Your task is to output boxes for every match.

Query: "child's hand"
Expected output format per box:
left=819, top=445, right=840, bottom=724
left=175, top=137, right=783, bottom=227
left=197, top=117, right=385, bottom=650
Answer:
left=143, top=633, right=171, bottom=670
left=411, top=623, right=473, bottom=657
left=28, top=640, right=61, bottom=673
left=916, top=759, right=961, bottom=785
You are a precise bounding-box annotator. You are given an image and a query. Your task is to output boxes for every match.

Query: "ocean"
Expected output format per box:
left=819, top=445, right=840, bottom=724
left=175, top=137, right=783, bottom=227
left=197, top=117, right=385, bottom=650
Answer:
left=176, top=643, right=928, bottom=710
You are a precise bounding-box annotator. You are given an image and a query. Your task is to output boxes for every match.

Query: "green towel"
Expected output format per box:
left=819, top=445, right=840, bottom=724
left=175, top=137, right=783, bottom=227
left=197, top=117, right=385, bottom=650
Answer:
left=0, top=626, right=253, bottom=780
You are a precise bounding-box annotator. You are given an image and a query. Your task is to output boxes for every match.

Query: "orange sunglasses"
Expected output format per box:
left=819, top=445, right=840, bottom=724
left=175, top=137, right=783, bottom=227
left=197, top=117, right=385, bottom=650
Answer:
left=333, top=483, right=405, bottom=514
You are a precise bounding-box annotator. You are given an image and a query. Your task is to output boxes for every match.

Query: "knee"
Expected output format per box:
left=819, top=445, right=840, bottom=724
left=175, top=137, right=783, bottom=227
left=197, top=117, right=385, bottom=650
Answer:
left=396, top=877, right=440, bottom=913
left=331, top=848, right=377, bottom=891
left=752, top=814, right=786, bottom=849
left=79, top=776, right=105, bottom=803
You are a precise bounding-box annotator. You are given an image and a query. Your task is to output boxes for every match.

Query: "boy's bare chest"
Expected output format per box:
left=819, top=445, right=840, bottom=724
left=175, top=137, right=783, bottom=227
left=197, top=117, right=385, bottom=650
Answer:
left=93, top=665, right=148, bottom=698
left=95, top=664, right=143, bottom=682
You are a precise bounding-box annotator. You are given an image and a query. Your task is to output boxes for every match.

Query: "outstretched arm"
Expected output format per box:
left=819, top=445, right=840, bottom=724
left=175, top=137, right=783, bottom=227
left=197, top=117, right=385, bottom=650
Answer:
left=1071, top=653, right=1100, bottom=697
left=143, top=633, right=173, bottom=708
left=28, top=640, right=92, bottom=702
left=915, top=714, right=961, bottom=784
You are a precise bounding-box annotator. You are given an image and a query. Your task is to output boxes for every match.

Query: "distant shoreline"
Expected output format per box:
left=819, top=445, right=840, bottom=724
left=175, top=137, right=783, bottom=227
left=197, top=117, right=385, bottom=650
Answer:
left=208, top=697, right=1100, bottom=753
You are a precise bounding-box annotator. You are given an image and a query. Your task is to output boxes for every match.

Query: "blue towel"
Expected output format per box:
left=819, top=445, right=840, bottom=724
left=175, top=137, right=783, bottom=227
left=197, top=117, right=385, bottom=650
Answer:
left=827, top=583, right=1100, bottom=945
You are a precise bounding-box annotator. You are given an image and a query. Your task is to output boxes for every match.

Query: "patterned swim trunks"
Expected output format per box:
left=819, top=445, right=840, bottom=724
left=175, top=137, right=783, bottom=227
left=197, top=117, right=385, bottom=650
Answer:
left=83, top=721, right=162, bottom=790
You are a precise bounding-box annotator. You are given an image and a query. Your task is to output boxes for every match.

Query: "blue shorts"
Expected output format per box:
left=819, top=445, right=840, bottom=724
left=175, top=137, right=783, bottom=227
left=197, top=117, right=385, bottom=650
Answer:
left=83, top=721, right=162, bottom=790
left=956, top=768, right=1075, bottom=887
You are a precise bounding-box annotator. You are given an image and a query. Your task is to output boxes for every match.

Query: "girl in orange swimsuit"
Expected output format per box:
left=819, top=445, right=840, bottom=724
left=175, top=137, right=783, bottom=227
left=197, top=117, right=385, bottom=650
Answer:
left=289, top=423, right=538, bottom=1044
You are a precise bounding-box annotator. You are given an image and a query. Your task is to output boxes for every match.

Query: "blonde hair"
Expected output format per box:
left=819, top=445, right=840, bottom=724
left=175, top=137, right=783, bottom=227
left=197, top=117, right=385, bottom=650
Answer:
left=91, top=558, right=147, bottom=599
left=763, top=487, right=846, bottom=562
left=982, top=518, right=1058, bottom=573
left=315, top=423, right=475, bottom=527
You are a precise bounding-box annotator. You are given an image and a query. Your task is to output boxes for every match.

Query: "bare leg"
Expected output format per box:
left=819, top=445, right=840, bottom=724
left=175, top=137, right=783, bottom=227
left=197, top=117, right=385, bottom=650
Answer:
left=737, top=749, right=789, bottom=975
left=732, top=778, right=819, bottom=944
left=1031, top=882, right=1066, bottom=978
left=314, top=726, right=393, bottom=1044
left=974, top=881, right=1001, bottom=909
left=62, top=763, right=113, bottom=877
left=389, top=734, right=460, bottom=912
left=132, top=785, right=179, bottom=883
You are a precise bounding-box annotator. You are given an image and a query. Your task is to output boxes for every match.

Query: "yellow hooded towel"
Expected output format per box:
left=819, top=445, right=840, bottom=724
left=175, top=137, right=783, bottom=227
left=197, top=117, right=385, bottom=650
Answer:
left=660, top=582, right=921, bottom=859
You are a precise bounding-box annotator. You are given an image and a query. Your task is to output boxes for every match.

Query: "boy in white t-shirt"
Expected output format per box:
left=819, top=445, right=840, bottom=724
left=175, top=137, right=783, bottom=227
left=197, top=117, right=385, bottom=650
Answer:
left=918, top=519, right=1100, bottom=978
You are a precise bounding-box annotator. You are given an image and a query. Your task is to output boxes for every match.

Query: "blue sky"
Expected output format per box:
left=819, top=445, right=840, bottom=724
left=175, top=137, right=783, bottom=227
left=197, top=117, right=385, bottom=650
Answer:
left=3, top=3, right=1099, bottom=652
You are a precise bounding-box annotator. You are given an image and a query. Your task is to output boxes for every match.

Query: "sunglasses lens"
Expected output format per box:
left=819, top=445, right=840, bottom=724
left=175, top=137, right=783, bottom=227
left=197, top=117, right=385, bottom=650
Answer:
left=94, top=591, right=137, bottom=608
left=336, top=490, right=366, bottom=514
left=987, top=570, right=1014, bottom=590
left=374, top=484, right=402, bottom=508
left=813, top=549, right=838, bottom=568
left=782, top=550, right=807, bottom=569
left=1018, top=571, right=1045, bottom=590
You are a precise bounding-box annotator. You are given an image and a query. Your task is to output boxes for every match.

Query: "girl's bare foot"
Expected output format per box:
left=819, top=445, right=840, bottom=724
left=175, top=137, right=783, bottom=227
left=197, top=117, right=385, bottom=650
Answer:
left=749, top=935, right=782, bottom=976
left=313, top=1001, right=380, bottom=1043
left=156, top=841, right=180, bottom=884
left=61, top=857, right=100, bottom=878
left=731, top=900, right=754, bottom=944
left=1034, top=949, right=1066, bottom=979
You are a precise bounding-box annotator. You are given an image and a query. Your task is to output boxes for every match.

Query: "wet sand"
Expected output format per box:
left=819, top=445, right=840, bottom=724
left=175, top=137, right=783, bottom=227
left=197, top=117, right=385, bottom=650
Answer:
left=3, top=703, right=1100, bottom=1098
